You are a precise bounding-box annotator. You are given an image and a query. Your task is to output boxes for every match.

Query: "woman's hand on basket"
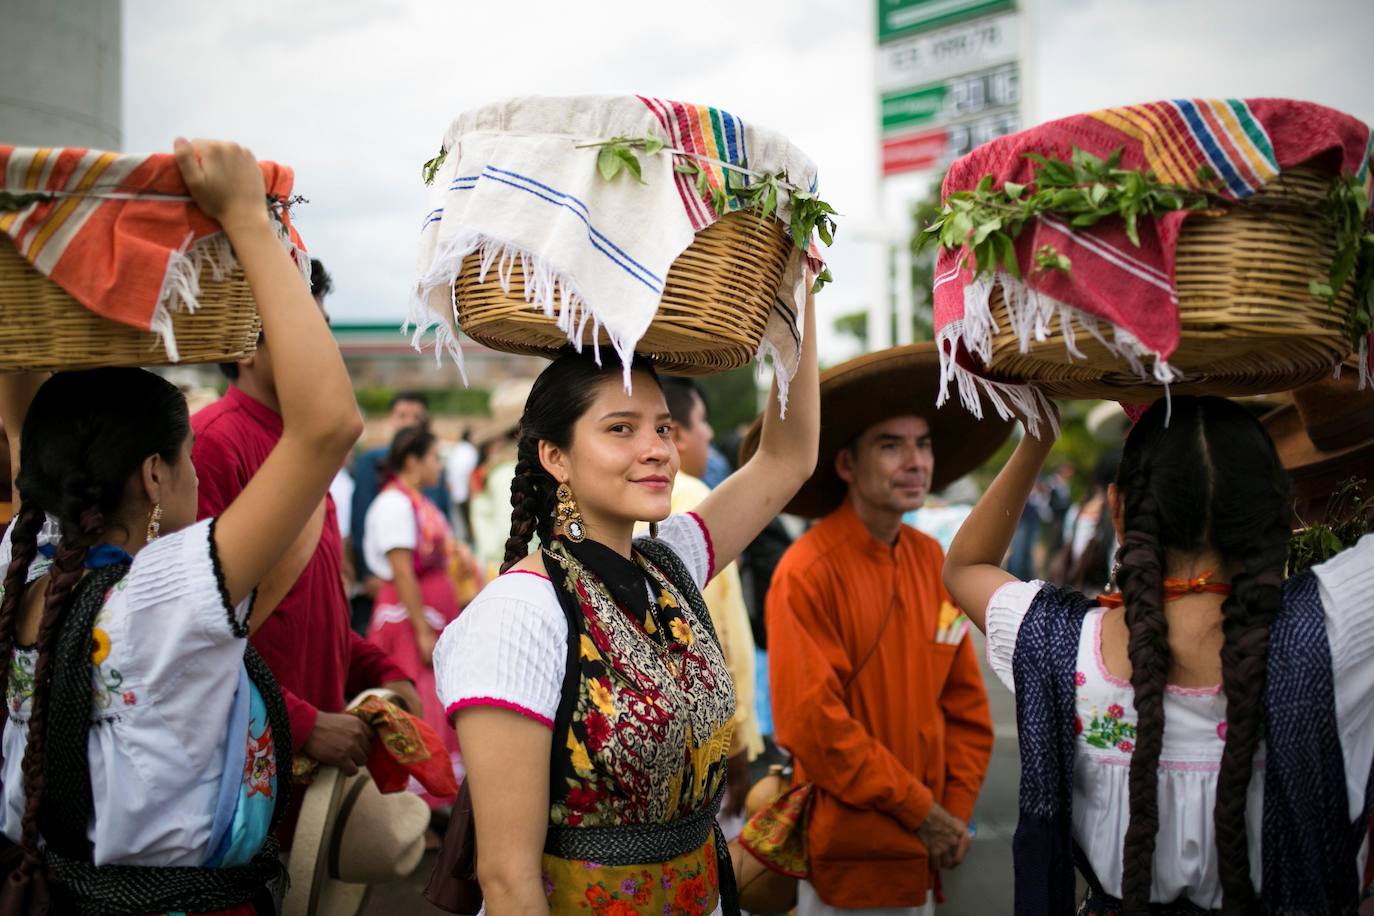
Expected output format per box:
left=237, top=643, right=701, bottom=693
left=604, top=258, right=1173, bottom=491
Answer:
left=172, top=138, right=269, bottom=233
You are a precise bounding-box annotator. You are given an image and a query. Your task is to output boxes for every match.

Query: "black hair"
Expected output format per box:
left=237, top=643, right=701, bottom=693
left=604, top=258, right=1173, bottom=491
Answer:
left=1114, top=396, right=1290, bottom=914
left=310, top=258, right=334, bottom=301
left=389, top=390, right=429, bottom=412
left=501, top=352, right=660, bottom=572
left=660, top=376, right=707, bottom=429
left=1093, top=449, right=1122, bottom=491
left=0, top=368, right=189, bottom=887
left=380, top=425, right=437, bottom=480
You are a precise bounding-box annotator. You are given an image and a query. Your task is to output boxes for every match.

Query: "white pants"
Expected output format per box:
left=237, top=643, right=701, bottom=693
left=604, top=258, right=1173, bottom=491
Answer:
left=796, top=881, right=934, bottom=916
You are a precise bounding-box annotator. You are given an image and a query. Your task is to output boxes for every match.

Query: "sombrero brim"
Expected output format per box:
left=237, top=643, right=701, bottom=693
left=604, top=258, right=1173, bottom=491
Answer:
left=1263, top=400, right=1374, bottom=487
left=283, top=688, right=422, bottom=916
left=740, top=343, right=1015, bottom=518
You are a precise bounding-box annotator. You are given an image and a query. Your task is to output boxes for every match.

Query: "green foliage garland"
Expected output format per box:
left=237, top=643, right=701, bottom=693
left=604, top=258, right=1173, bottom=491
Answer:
left=916, top=147, right=1374, bottom=346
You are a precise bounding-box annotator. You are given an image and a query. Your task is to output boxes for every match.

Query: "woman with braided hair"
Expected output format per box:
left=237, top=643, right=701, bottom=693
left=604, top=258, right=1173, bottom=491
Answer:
left=944, top=396, right=1374, bottom=914
left=0, top=139, right=362, bottom=914
left=431, top=293, right=819, bottom=915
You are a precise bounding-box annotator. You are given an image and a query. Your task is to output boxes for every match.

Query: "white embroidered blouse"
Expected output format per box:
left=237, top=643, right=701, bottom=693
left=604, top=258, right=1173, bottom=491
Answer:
left=0, top=516, right=255, bottom=867
left=984, top=532, right=1374, bottom=908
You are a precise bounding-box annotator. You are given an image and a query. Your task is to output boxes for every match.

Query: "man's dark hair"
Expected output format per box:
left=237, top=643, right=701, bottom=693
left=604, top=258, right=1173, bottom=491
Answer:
left=660, top=377, right=707, bottom=429
left=310, top=258, right=334, bottom=301
left=389, top=390, right=429, bottom=411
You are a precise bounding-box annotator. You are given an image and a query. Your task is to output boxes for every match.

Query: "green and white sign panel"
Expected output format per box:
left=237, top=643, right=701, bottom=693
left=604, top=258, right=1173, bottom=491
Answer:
left=877, top=4, right=1020, bottom=175
left=877, top=0, right=1014, bottom=43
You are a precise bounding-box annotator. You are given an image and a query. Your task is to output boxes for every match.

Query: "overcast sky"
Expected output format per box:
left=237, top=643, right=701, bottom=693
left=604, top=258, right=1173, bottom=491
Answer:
left=124, top=0, right=1374, bottom=364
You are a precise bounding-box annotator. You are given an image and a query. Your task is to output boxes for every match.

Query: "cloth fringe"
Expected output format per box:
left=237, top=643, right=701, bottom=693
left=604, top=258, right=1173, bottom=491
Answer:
left=410, top=232, right=794, bottom=406
left=147, top=229, right=310, bottom=363
left=937, top=271, right=1192, bottom=433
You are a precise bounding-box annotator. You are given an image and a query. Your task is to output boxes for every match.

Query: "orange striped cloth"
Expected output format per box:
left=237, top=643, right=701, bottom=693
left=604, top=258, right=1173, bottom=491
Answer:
left=0, top=146, right=308, bottom=360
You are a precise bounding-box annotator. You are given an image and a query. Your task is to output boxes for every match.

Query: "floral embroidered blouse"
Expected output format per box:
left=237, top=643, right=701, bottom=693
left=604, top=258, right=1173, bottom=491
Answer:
left=983, top=532, right=1374, bottom=909
left=435, top=513, right=734, bottom=916
left=0, top=516, right=270, bottom=868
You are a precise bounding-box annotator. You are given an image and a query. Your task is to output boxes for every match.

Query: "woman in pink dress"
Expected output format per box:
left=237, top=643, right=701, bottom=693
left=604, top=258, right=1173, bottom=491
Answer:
left=363, top=425, right=461, bottom=807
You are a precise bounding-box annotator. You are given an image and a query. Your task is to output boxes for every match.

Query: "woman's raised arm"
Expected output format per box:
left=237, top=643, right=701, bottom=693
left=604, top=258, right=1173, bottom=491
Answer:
left=943, top=423, right=1057, bottom=632
left=174, top=139, right=363, bottom=608
left=692, top=286, right=819, bottom=572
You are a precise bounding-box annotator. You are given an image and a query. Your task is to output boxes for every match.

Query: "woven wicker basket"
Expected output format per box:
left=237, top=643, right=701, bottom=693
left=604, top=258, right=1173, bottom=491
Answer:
left=982, top=165, right=1356, bottom=401
left=454, top=211, right=791, bottom=374
left=0, top=241, right=261, bottom=372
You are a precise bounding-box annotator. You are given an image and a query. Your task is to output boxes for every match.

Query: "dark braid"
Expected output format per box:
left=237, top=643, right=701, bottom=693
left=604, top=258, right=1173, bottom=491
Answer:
left=0, top=504, right=45, bottom=728
left=1112, top=396, right=1292, bottom=911
left=11, top=508, right=99, bottom=889
left=501, top=434, right=555, bottom=573
left=1117, top=470, right=1169, bottom=913
left=1209, top=430, right=1290, bottom=912
left=497, top=350, right=661, bottom=573
left=0, top=368, right=188, bottom=905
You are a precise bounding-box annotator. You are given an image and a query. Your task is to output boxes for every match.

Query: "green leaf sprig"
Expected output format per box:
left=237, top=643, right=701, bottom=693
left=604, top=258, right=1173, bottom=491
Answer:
left=1288, top=477, right=1372, bottom=576
left=1309, top=174, right=1374, bottom=343
left=580, top=132, right=839, bottom=293
left=915, top=147, right=1223, bottom=280
left=0, top=191, right=51, bottom=212
left=421, top=147, right=448, bottom=185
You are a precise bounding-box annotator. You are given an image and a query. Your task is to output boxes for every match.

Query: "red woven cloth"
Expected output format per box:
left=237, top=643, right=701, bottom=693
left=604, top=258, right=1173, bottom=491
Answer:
left=0, top=145, right=307, bottom=360
left=294, top=695, right=459, bottom=799
left=931, top=99, right=1373, bottom=424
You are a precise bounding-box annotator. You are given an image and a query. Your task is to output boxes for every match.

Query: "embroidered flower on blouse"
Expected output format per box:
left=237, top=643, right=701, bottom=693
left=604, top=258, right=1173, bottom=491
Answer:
left=1216, top=721, right=1228, bottom=741
left=1074, top=671, right=1087, bottom=687
left=90, top=628, right=111, bottom=666
left=1074, top=715, right=1083, bottom=735
left=1082, top=704, right=1138, bottom=752
left=243, top=719, right=276, bottom=799
left=121, top=690, right=136, bottom=706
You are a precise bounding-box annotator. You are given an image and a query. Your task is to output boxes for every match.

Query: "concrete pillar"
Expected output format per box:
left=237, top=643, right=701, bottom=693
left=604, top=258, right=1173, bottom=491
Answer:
left=0, top=0, right=122, bottom=150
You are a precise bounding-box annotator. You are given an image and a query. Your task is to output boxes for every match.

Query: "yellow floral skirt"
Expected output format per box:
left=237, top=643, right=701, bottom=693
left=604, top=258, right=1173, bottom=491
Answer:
left=542, top=834, right=719, bottom=915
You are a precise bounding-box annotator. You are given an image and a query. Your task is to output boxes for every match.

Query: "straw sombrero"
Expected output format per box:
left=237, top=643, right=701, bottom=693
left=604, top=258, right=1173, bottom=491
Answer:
left=1261, top=371, right=1374, bottom=526
left=282, top=689, right=431, bottom=916
left=740, top=343, right=1015, bottom=518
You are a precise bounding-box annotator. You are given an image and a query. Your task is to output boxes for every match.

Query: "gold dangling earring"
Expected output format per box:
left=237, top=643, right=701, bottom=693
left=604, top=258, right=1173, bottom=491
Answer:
left=146, top=503, right=163, bottom=542
left=554, top=484, right=586, bottom=542
left=649, top=521, right=660, bottom=539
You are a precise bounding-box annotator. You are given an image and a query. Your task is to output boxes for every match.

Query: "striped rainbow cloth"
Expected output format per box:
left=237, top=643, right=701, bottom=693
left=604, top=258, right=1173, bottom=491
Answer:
left=640, top=95, right=825, bottom=265
left=410, top=95, right=822, bottom=401
left=0, top=145, right=306, bottom=360
left=930, top=98, right=1373, bottom=427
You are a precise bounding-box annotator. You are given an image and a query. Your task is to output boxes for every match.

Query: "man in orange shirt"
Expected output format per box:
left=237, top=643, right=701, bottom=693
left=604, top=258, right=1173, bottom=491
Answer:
left=758, top=344, right=1011, bottom=913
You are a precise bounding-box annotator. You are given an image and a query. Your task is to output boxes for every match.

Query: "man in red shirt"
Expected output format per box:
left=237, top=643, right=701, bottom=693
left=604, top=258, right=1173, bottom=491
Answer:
left=192, top=261, right=420, bottom=840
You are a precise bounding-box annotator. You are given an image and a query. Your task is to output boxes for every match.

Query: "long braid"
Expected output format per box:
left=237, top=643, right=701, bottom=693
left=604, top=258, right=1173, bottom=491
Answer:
left=1213, top=494, right=1289, bottom=911
left=9, top=511, right=96, bottom=892
left=500, top=432, right=556, bottom=573
left=0, top=505, right=45, bottom=733
left=1117, top=469, right=1170, bottom=914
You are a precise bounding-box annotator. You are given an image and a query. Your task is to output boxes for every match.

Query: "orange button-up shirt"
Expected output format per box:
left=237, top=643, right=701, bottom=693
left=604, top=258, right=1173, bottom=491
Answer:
left=767, top=499, right=993, bottom=908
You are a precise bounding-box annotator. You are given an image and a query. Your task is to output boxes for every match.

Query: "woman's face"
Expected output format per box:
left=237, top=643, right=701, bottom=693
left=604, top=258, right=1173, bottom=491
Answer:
left=410, top=442, right=444, bottom=489
left=553, top=371, right=678, bottom=533
left=157, top=434, right=199, bottom=537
